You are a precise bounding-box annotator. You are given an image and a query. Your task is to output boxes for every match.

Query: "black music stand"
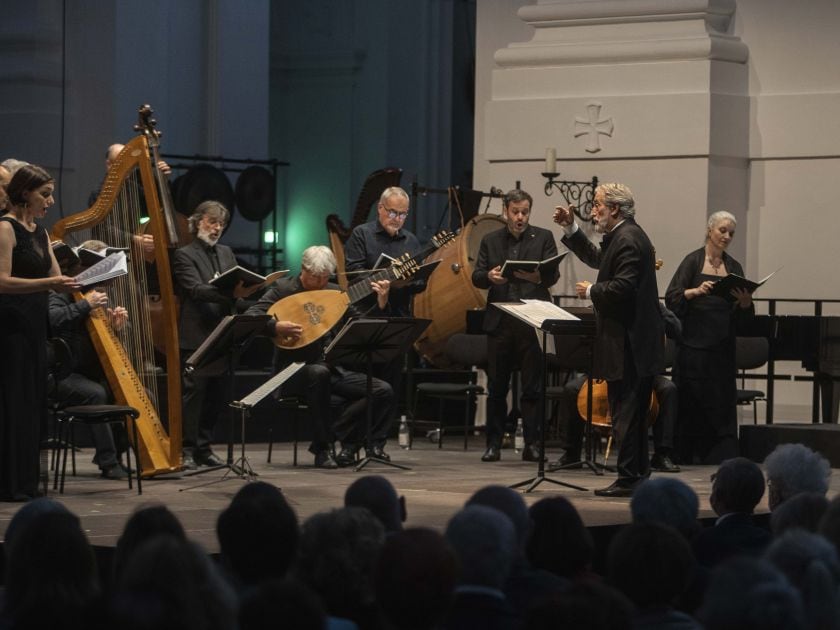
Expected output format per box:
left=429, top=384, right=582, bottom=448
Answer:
left=546, top=306, right=615, bottom=476
left=494, top=303, right=587, bottom=493
left=180, top=314, right=271, bottom=489
left=224, top=362, right=306, bottom=483
left=326, top=317, right=430, bottom=471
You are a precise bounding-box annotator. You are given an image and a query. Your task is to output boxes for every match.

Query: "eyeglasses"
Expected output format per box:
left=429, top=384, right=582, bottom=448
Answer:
left=382, top=207, right=408, bottom=221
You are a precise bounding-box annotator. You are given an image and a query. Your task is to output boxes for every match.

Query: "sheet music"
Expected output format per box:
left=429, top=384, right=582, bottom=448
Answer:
left=495, top=300, right=580, bottom=354
left=235, top=362, right=306, bottom=408
left=73, top=251, right=128, bottom=287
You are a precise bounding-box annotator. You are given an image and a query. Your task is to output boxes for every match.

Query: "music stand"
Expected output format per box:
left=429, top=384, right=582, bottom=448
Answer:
left=180, top=314, right=271, bottom=488
left=494, top=302, right=587, bottom=493
left=546, top=306, right=615, bottom=476
left=222, top=362, right=306, bottom=483
left=325, top=317, right=430, bottom=471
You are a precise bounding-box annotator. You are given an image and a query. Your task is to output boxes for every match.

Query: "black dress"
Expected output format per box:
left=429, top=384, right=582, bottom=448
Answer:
left=0, top=217, right=52, bottom=500
left=665, top=248, right=754, bottom=465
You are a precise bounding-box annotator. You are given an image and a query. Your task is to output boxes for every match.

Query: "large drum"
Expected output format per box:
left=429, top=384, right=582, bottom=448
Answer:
left=413, top=213, right=507, bottom=366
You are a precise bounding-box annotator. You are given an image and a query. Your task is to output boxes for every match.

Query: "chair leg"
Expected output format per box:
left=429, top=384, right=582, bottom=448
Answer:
left=53, top=418, right=65, bottom=491
left=130, top=416, right=142, bottom=495
left=463, top=394, right=471, bottom=451
left=267, top=427, right=274, bottom=464
left=59, top=420, right=72, bottom=494
left=437, top=399, right=444, bottom=449
left=292, top=410, right=299, bottom=467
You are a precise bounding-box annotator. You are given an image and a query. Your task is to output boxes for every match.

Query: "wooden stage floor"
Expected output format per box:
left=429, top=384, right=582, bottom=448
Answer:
left=0, top=436, right=797, bottom=554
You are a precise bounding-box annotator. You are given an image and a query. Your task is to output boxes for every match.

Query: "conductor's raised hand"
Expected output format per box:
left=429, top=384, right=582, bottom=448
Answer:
left=553, top=205, right=576, bottom=227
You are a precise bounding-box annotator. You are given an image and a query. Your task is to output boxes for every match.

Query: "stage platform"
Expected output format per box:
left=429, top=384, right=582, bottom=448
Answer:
left=0, top=436, right=778, bottom=556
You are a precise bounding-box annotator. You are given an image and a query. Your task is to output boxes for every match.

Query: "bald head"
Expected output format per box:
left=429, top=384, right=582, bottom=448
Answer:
left=106, top=144, right=125, bottom=170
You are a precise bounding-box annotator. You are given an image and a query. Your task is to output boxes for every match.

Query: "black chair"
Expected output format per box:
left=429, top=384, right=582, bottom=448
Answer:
left=52, top=404, right=142, bottom=494
left=411, top=333, right=487, bottom=450
left=735, top=336, right=769, bottom=424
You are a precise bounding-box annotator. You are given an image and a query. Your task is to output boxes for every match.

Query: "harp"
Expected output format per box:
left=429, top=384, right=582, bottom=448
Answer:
left=50, top=105, right=182, bottom=476
left=325, top=167, right=402, bottom=290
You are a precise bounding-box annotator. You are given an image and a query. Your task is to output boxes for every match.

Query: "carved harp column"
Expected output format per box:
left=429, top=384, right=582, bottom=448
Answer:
left=51, top=132, right=182, bottom=476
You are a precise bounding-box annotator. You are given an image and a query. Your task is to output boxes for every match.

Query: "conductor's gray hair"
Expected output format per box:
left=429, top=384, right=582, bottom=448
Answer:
left=301, top=245, right=336, bottom=275
left=597, top=182, right=635, bottom=218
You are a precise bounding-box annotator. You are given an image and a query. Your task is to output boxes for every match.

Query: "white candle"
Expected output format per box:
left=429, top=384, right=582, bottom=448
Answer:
left=545, top=148, right=557, bottom=173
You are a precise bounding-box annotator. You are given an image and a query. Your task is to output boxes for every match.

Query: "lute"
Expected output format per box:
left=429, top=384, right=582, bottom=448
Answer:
left=268, top=231, right=454, bottom=349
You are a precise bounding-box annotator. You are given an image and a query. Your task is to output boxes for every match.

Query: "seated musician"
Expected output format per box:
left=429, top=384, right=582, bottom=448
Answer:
left=554, top=303, right=682, bottom=473
left=173, top=201, right=263, bottom=469
left=245, top=245, right=396, bottom=468
left=49, top=239, right=131, bottom=479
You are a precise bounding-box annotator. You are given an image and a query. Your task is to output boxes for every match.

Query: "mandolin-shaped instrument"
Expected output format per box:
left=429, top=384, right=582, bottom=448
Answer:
left=268, top=231, right=455, bottom=349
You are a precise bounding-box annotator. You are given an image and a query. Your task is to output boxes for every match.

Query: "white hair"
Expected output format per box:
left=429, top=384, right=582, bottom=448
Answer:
left=301, top=245, right=336, bottom=275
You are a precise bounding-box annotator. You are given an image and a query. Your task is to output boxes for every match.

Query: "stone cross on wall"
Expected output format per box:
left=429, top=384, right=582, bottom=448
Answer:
left=574, top=103, right=614, bottom=153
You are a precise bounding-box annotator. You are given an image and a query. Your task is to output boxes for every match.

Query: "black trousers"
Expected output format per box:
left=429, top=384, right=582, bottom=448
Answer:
left=485, top=318, right=542, bottom=448
left=608, top=358, right=654, bottom=486
left=54, top=373, right=120, bottom=470
left=181, top=369, right=229, bottom=456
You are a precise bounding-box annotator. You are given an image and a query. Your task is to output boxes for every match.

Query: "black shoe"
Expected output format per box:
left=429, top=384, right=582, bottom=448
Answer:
left=314, top=450, right=339, bottom=469
left=365, top=446, right=391, bottom=462
left=181, top=451, right=198, bottom=470
left=651, top=453, right=681, bottom=473
left=481, top=446, right=500, bottom=462
left=335, top=447, right=358, bottom=467
left=194, top=451, right=224, bottom=467
left=100, top=464, right=129, bottom=480
left=521, top=444, right=546, bottom=462
left=594, top=481, right=637, bottom=498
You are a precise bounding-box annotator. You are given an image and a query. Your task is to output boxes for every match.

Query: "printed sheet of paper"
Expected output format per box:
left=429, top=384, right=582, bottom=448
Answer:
left=494, top=300, right=580, bottom=354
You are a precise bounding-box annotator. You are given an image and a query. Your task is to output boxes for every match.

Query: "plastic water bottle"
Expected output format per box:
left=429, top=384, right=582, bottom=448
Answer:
left=514, top=418, right=524, bottom=454
left=398, top=415, right=411, bottom=449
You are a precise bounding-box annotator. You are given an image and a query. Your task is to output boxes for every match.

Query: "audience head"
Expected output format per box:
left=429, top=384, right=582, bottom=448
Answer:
left=3, top=509, right=100, bottom=629
left=526, top=496, right=594, bottom=579
left=764, top=529, right=840, bottom=630
left=113, top=503, right=187, bottom=581
left=3, top=497, right=70, bottom=556
left=764, top=443, right=831, bottom=510
left=375, top=527, right=457, bottom=630
left=344, top=474, right=406, bottom=534
left=631, top=477, right=700, bottom=540
left=770, top=492, right=829, bottom=536
left=111, top=534, right=236, bottom=630
left=239, top=579, right=325, bottom=630
left=710, top=456, right=766, bottom=516
left=445, top=504, right=517, bottom=589
left=216, top=481, right=299, bottom=588
left=295, top=506, right=385, bottom=622
left=607, top=522, right=695, bottom=611
left=467, top=484, right=530, bottom=550
left=525, top=580, right=633, bottom=630
left=699, top=556, right=805, bottom=630
left=818, top=495, right=840, bottom=557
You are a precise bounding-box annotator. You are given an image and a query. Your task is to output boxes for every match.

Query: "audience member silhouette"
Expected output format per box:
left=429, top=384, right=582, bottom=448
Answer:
left=697, top=556, right=805, bottom=630
left=763, top=529, right=840, bottom=630
left=692, top=457, right=771, bottom=568
left=525, top=496, right=595, bottom=581
left=112, top=504, right=187, bottom=584
left=295, top=506, right=386, bottom=630
left=763, top=443, right=831, bottom=510
left=770, top=492, right=829, bottom=536
left=238, top=578, right=327, bottom=630
left=630, top=477, right=701, bottom=540
left=607, top=522, right=702, bottom=629
left=818, top=495, right=840, bottom=558
left=443, top=504, right=520, bottom=630
left=523, top=580, right=633, bottom=630
left=467, top=485, right=567, bottom=616
left=344, top=475, right=406, bottom=534
left=109, top=534, right=236, bottom=630
left=216, top=481, right=299, bottom=591
left=375, top=527, right=457, bottom=630
left=2, top=509, right=100, bottom=630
